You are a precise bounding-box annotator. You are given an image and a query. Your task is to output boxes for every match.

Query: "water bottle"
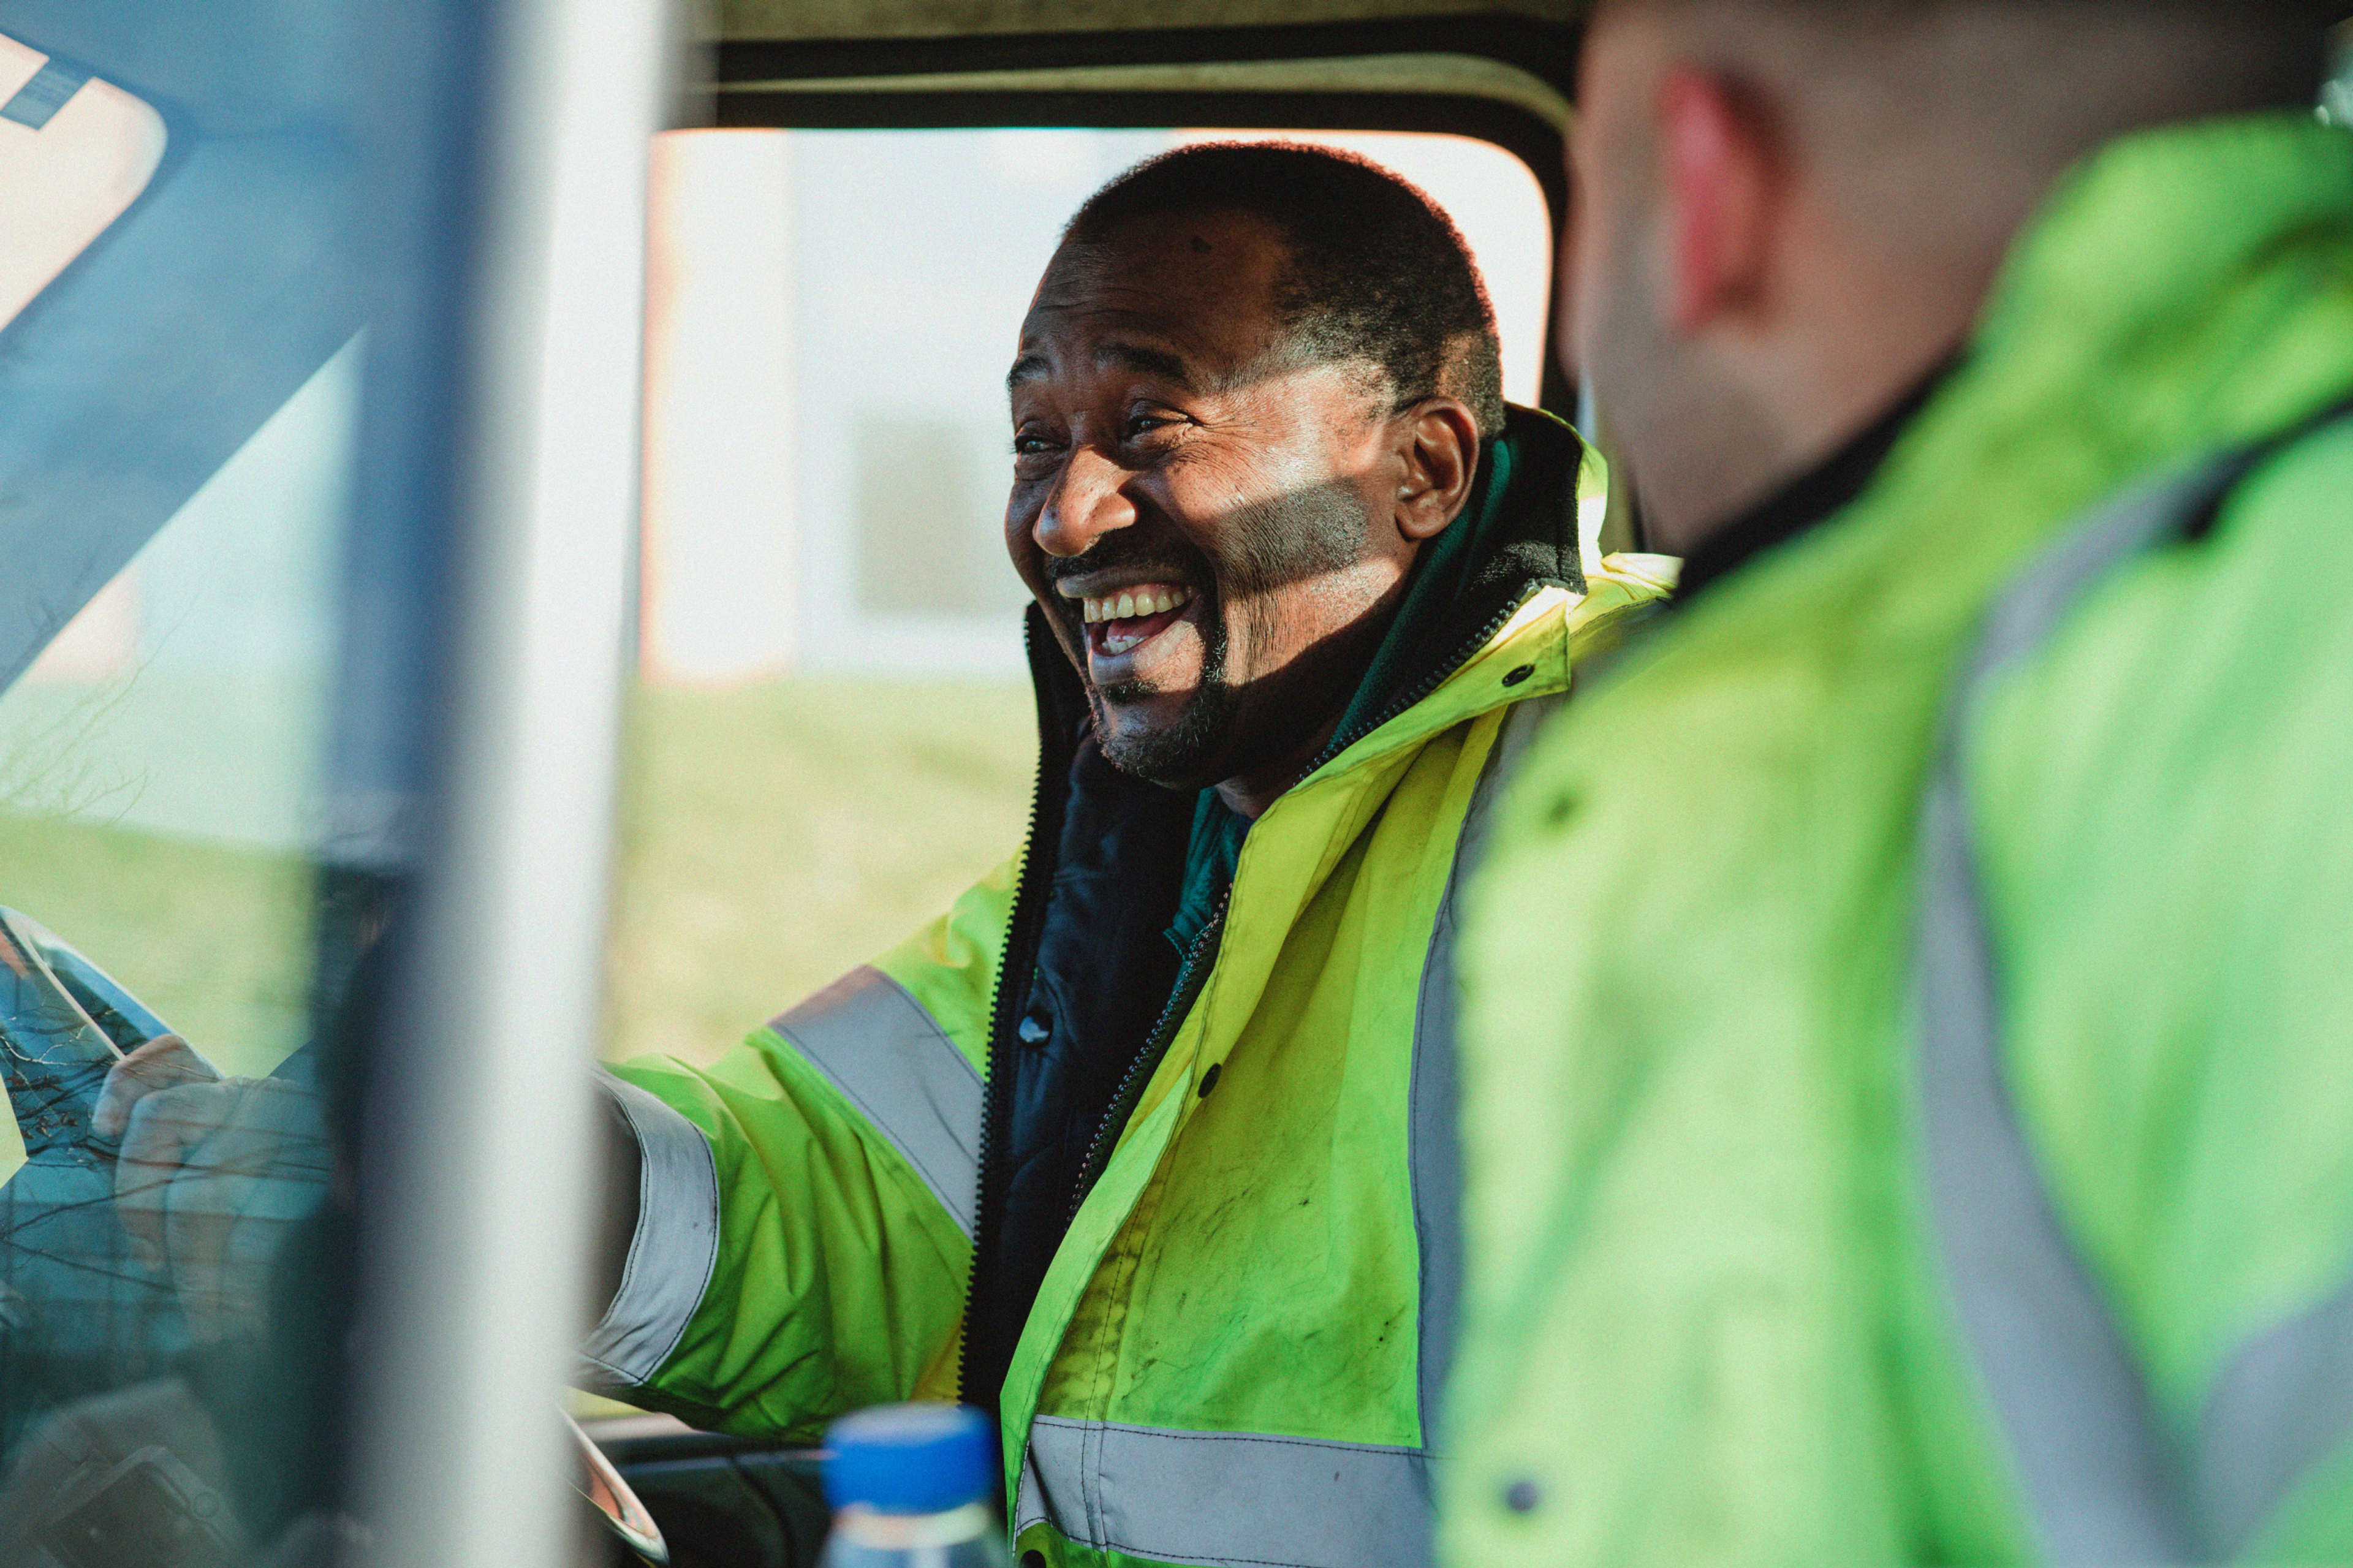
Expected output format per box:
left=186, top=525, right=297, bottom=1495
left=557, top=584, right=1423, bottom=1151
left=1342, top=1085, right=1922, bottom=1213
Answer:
left=819, top=1402, right=1002, bottom=1568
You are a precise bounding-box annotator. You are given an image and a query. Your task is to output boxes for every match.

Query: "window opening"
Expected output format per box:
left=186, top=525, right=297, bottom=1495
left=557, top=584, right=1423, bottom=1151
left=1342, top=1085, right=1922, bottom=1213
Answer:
left=613, top=126, right=1553, bottom=1073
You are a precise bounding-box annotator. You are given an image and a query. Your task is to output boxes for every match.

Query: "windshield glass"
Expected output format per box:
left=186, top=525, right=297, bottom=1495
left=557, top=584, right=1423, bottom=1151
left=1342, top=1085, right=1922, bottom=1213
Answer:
left=0, top=7, right=426, bottom=1558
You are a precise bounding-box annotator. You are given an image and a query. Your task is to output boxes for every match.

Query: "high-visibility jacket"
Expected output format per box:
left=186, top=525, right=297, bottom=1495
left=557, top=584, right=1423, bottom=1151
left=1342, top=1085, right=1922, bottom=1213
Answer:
left=588, top=409, right=1668, bottom=1568
left=1444, top=115, right=2353, bottom=1567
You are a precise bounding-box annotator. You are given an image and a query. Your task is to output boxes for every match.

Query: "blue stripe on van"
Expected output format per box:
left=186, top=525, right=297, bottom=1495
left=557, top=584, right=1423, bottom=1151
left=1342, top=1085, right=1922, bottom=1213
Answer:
left=2, top=61, right=91, bottom=131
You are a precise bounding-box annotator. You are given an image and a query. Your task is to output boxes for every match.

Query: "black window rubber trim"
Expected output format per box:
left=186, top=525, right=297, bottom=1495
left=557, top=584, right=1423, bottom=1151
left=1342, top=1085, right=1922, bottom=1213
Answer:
left=715, top=15, right=1583, bottom=99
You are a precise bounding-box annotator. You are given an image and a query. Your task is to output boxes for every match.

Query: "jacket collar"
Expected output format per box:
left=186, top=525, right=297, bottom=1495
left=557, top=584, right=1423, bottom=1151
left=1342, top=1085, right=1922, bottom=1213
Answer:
left=1975, top=115, right=2353, bottom=388
left=1672, top=358, right=1950, bottom=606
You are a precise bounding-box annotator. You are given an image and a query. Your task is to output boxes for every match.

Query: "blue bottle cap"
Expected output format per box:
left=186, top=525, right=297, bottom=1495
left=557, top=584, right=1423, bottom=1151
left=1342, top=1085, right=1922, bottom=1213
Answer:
left=823, top=1403, right=995, bottom=1515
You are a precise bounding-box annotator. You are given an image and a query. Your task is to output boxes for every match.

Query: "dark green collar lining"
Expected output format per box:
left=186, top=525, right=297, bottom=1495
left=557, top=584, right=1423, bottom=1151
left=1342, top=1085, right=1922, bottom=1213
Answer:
left=1167, top=790, right=1248, bottom=956
left=1164, top=409, right=1575, bottom=953
left=1326, top=412, right=1520, bottom=749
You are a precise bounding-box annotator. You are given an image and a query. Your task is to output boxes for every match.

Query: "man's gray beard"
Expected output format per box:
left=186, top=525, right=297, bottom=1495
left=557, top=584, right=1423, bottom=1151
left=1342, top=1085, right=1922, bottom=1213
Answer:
left=1085, top=476, right=1368, bottom=790
left=1089, top=602, right=1240, bottom=788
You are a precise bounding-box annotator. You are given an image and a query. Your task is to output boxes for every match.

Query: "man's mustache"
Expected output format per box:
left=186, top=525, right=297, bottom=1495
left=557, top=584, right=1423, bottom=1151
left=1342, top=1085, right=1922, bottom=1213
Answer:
left=1040, top=528, right=1208, bottom=591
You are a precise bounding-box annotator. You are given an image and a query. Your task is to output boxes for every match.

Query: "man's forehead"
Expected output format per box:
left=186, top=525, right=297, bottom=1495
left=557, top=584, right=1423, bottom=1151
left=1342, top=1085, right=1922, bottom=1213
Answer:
left=1007, top=335, right=1206, bottom=393
left=1012, top=209, right=1291, bottom=382
left=1048, top=205, right=1289, bottom=297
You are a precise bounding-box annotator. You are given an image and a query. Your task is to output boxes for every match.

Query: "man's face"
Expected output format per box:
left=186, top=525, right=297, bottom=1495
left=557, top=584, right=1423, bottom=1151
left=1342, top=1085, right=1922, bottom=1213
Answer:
left=1566, top=2, right=1841, bottom=550
left=1006, top=209, right=1414, bottom=797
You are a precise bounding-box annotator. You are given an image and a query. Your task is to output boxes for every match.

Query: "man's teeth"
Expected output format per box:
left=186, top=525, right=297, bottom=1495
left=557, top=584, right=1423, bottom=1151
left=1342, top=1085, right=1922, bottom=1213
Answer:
left=1079, top=585, right=1193, bottom=626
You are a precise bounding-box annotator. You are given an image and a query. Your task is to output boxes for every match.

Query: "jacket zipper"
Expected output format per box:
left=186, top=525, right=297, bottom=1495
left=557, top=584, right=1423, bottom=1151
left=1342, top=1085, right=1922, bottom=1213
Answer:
left=957, top=618, right=1068, bottom=1409
left=1064, top=887, right=1232, bottom=1225
left=964, top=580, right=1552, bottom=1396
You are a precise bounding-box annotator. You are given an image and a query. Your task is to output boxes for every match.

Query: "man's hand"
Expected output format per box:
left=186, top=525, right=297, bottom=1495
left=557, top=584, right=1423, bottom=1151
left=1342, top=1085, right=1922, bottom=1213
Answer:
left=100, top=1039, right=331, bottom=1343
left=92, top=1033, right=218, bottom=1144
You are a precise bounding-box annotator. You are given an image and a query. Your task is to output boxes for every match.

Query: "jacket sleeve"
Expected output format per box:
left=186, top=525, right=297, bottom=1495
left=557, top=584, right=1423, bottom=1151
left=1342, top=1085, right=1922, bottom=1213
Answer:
left=580, top=857, right=1015, bottom=1441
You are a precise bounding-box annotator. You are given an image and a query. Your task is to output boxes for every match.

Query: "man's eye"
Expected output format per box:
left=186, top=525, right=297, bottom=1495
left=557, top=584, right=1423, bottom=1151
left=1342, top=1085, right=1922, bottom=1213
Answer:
left=1124, top=412, right=1183, bottom=441
left=1012, top=432, right=1060, bottom=456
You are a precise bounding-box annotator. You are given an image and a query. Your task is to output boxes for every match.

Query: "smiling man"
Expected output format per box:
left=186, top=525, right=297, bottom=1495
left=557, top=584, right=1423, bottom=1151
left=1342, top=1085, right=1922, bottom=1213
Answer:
left=582, top=142, right=1666, bottom=1568
left=1006, top=195, right=1468, bottom=817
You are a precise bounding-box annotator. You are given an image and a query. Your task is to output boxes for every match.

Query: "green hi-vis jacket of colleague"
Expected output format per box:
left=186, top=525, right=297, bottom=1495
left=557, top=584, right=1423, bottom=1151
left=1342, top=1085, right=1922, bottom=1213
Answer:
left=1446, top=118, right=2353, bottom=1567
left=585, top=410, right=1667, bottom=1568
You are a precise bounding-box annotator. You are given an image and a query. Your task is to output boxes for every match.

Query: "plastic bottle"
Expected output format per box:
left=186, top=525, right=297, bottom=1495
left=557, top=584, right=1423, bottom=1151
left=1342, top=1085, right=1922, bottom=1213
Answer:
left=818, top=1403, right=1003, bottom=1568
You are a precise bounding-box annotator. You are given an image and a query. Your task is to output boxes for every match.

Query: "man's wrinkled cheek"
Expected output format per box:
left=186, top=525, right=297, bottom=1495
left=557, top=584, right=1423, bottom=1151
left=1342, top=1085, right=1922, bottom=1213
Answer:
left=1221, top=592, right=1284, bottom=686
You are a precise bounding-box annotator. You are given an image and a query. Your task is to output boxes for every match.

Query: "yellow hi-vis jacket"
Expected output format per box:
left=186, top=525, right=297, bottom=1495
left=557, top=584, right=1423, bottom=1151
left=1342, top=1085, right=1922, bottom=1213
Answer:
left=583, top=409, right=1666, bottom=1568
left=1444, top=116, right=2353, bottom=1568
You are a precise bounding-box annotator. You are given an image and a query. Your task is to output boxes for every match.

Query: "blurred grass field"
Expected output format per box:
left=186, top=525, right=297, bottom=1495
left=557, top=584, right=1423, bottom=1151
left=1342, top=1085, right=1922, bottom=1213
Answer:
left=0, top=811, right=313, bottom=1079
left=601, top=675, right=1037, bottom=1068
left=0, top=676, right=1036, bottom=1081
left=4, top=672, right=1032, bottom=1422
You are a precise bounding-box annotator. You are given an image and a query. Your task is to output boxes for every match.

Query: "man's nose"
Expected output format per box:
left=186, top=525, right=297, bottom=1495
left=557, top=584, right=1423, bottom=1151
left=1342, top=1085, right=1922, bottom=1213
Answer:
left=1033, top=445, right=1137, bottom=558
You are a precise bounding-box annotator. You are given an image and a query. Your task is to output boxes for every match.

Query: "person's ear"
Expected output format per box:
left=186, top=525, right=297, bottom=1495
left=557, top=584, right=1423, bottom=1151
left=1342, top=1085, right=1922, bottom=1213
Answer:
left=1393, top=398, right=1481, bottom=542
left=1658, top=66, right=1781, bottom=333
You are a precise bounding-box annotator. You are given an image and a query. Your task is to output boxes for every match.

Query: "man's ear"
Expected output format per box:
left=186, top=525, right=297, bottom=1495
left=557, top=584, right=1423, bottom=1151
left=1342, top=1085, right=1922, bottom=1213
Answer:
left=1658, top=66, right=1781, bottom=333
left=1394, top=398, right=1481, bottom=542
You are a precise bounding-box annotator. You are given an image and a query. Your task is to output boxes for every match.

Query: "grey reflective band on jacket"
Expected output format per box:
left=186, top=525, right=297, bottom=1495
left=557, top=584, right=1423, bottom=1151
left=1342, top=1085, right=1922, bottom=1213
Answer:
left=580, top=1070, right=721, bottom=1389
left=770, top=965, right=982, bottom=1238
left=1414, top=694, right=1563, bottom=1447
left=2197, top=1271, right=2353, bottom=1553
left=1916, top=411, right=2353, bottom=1563
left=1015, top=1417, right=1437, bottom=1568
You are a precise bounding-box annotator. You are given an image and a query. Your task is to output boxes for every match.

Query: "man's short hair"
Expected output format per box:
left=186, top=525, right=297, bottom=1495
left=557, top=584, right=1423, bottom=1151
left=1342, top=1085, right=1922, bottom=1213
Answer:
left=1067, top=142, right=1509, bottom=437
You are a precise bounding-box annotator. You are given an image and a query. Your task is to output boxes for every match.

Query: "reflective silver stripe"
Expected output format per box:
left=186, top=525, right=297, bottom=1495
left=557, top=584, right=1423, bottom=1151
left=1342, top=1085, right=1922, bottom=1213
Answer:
left=771, top=965, right=981, bottom=1238
left=1412, top=695, right=1563, bottom=1443
left=1015, top=1417, right=1435, bottom=1568
left=1918, top=442, right=2353, bottom=1562
left=2197, top=1274, right=2353, bottom=1553
left=579, top=1070, right=721, bottom=1388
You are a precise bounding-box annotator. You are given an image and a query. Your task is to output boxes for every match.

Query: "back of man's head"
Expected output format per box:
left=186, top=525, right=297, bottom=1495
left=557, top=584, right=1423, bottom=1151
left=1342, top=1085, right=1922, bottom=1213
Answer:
left=1615, top=0, right=2336, bottom=219
left=1066, top=142, right=1508, bottom=437
left=1573, top=0, right=2344, bottom=548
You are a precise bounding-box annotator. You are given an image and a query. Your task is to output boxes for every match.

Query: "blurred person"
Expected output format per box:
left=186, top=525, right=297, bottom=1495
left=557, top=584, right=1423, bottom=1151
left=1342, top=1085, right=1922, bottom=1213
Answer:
left=1444, top=3, right=2353, bottom=1566
left=4, top=928, right=372, bottom=1568
left=588, top=143, right=1666, bottom=1567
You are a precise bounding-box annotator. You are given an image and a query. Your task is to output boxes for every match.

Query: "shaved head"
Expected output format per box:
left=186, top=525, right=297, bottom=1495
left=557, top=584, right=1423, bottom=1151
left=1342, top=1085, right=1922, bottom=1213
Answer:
left=1605, top=0, right=2333, bottom=222
left=1569, top=0, right=2341, bottom=550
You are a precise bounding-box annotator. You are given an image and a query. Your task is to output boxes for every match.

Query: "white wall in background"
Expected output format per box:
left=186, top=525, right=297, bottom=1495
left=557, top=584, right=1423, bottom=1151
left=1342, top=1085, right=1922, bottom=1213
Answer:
left=640, top=129, right=799, bottom=684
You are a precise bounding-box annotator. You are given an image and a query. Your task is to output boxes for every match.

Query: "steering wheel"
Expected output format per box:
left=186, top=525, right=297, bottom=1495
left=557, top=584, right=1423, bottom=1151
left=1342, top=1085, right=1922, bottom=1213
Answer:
left=0, top=906, right=670, bottom=1565
left=568, top=1410, right=670, bottom=1564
